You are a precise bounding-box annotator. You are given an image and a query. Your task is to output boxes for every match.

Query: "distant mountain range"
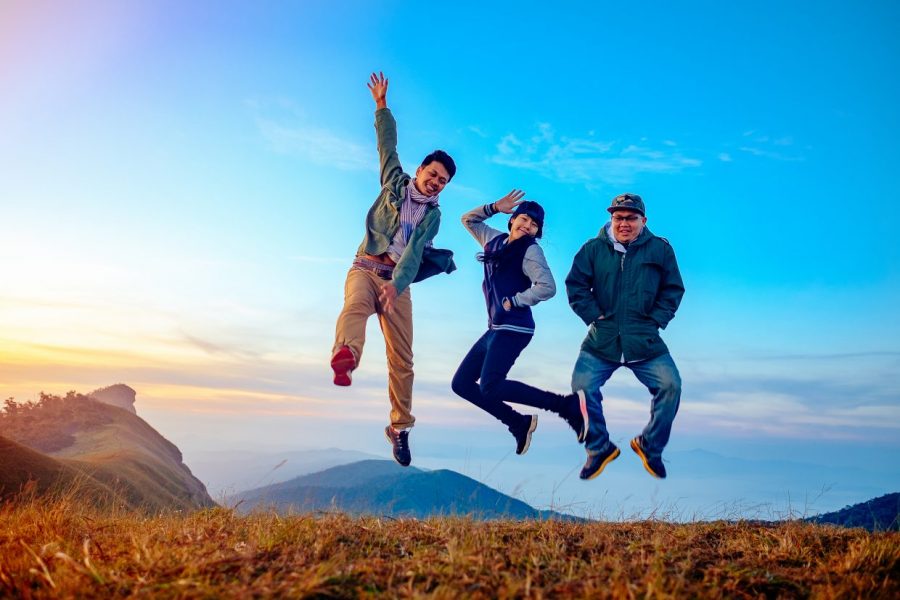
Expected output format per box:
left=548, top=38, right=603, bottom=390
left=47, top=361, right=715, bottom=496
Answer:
left=0, top=388, right=214, bottom=512
left=230, top=459, right=579, bottom=521
left=189, top=447, right=382, bottom=497
left=3, top=388, right=895, bottom=527
left=807, top=492, right=899, bottom=531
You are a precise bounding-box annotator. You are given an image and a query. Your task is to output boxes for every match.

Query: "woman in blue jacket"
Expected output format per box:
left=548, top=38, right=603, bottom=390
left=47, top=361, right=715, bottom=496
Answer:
left=452, top=190, right=588, bottom=454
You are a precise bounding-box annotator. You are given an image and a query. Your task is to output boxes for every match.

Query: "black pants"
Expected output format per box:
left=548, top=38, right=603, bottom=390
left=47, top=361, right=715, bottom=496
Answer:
left=451, top=329, right=567, bottom=429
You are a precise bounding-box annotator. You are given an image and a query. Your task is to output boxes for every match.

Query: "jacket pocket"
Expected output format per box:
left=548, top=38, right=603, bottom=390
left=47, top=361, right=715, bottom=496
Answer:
left=588, top=319, right=618, bottom=346
left=628, top=328, right=667, bottom=361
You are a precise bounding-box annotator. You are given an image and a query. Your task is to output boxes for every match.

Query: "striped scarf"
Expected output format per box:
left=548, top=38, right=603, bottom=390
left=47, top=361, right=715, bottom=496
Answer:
left=386, top=179, right=439, bottom=262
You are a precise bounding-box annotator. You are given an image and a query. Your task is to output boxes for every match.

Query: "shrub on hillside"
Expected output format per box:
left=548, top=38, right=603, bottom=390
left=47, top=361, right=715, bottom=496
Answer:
left=0, top=392, right=113, bottom=453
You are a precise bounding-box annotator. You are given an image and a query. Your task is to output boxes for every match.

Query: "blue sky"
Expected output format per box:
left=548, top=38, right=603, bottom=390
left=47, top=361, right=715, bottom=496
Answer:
left=1, top=1, right=898, bottom=517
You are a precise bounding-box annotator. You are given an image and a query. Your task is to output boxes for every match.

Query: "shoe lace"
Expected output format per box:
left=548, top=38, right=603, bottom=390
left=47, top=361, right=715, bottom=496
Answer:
left=396, top=430, right=409, bottom=451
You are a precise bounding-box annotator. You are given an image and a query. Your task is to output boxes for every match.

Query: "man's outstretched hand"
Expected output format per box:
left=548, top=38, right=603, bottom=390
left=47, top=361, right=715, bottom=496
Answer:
left=368, top=72, right=388, bottom=110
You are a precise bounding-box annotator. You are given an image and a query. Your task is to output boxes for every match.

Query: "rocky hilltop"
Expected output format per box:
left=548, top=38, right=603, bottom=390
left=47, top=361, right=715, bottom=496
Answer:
left=89, top=383, right=137, bottom=415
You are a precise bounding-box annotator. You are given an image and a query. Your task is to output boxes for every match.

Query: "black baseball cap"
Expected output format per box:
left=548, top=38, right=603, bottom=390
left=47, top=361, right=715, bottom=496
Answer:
left=607, top=193, right=645, bottom=216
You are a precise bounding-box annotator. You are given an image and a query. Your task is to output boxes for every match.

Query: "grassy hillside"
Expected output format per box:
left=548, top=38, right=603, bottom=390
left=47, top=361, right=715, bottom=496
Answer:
left=0, top=392, right=214, bottom=512
left=809, top=492, right=899, bottom=531
left=0, top=435, right=110, bottom=502
left=0, top=492, right=896, bottom=598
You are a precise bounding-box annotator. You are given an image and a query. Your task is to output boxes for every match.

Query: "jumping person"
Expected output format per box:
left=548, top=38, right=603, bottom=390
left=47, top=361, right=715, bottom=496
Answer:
left=566, top=193, right=685, bottom=480
left=451, top=190, right=588, bottom=454
left=331, top=72, right=456, bottom=467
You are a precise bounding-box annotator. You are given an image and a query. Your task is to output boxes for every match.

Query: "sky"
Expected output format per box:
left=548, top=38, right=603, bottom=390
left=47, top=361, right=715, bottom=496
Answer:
left=2, top=1, right=899, bottom=519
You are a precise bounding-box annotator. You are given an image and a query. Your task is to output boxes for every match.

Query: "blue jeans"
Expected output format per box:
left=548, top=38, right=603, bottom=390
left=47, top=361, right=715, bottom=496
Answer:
left=452, top=329, right=567, bottom=429
left=571, top=350, right=681, bottom=458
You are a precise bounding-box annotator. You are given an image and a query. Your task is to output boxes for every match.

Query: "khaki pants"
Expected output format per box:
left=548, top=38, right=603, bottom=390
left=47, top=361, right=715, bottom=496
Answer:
left=333, top=268, right=415, bottom=429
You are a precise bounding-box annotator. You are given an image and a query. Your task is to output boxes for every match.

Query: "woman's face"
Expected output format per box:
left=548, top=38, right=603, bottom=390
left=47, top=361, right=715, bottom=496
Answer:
left=508, top=213, right=539, bottom=242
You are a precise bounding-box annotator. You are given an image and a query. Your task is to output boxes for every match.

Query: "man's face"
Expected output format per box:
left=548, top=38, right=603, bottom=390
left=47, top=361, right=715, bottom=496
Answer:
left=508, top=213, right=539, bottom=242
left=611, top=209, right=646, bottom=243
left=415, top=161, right=450, bottom=196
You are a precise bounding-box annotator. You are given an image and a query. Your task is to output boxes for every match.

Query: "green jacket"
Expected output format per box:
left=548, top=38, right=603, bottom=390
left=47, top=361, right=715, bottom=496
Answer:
left=356, top=108, right=456, bottom=294
left=565, top=224, right=684, bottom=363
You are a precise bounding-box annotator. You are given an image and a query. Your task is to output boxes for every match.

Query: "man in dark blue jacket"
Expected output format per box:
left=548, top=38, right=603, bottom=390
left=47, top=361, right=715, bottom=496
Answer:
left=566, top=193, right=685, bottom=480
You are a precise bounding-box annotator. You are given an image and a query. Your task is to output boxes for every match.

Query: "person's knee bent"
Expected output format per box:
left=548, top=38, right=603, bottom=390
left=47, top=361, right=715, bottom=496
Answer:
left=387, top=355, right=413, bottom=375
left=451, top=369, right=473, bottom=397
left=659, top=369, right=682, bottom=396
left=479, top=379, right=504, bottom=404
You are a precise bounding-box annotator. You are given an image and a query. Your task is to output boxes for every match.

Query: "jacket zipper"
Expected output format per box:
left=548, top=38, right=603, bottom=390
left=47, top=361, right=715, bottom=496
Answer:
left=618, top=252, right=625, bottom=361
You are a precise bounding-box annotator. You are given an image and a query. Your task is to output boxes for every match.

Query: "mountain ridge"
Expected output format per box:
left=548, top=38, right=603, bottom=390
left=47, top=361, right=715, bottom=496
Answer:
left=807, top=492, right=899, bottom=531
left=231, top=459, right=579, bottom=521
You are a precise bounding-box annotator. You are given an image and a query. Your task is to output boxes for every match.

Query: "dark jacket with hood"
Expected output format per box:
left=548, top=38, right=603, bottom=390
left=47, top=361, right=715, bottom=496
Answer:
left=565, top=223, right=684, bottom=363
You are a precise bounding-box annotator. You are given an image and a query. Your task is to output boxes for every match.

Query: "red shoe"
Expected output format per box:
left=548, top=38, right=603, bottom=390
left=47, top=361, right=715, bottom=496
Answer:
left=331, top=346, right=356, bottom=386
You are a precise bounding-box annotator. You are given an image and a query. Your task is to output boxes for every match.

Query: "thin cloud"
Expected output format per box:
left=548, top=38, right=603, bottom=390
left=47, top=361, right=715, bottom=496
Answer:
left=180, top=331, right=264, bottom=361
left=443, top=182, right=491, bottom=203
left=288, top=255, right=347, bottom=264
left=256, top=118, right=374, bottom=171
left=249, top=99, right=374, bottom=172
left=667, top=370, right=900, bottom=439
left=738, top=145, right=805, bottom=162
left=491, top=123, right=701, bottom=185
left=734, top=130, right=806, bottom=162
left=745, top=350, right=900, bottom=361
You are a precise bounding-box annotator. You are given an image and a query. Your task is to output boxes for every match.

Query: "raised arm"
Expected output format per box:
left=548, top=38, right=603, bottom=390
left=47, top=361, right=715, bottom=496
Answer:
left=369, top=72, right=403, bottom=187
left=460, top=190, right=524, bottom=247
left=367, top=71, right=388, bottom=110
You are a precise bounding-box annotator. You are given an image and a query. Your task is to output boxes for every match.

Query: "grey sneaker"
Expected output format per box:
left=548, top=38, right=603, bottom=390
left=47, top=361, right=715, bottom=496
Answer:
left=385, top=426, right=411, bottom=467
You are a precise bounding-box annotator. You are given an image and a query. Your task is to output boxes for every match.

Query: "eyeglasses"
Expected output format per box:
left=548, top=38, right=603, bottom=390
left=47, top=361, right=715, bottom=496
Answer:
left=611, top=215, right=642, bottom=223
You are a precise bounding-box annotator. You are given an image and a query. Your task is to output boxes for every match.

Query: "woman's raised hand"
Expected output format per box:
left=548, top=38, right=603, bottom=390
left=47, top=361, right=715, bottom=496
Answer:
left=493, top=189, right=525, bottom=214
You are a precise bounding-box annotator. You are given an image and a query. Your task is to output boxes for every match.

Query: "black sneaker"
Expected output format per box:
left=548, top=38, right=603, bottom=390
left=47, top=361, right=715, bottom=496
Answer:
left=511, top=414, right=538, bottom=455
left=630, top=436, right=666, bottom=479
left=384, top=426, right=411, bottom=467
left=560, top=391, right=588, bottom=443
left=579, top=443, right=620, bottom=480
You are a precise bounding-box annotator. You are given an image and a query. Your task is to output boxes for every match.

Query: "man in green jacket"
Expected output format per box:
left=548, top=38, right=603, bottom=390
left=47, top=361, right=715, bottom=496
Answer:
left=331, top=72, right=456, bottom=467
left=566, top=193, right=684, bottom=480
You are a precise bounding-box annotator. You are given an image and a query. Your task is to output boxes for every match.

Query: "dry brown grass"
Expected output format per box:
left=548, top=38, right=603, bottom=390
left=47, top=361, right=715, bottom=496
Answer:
left=1, top=491, right=897, bottom=599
